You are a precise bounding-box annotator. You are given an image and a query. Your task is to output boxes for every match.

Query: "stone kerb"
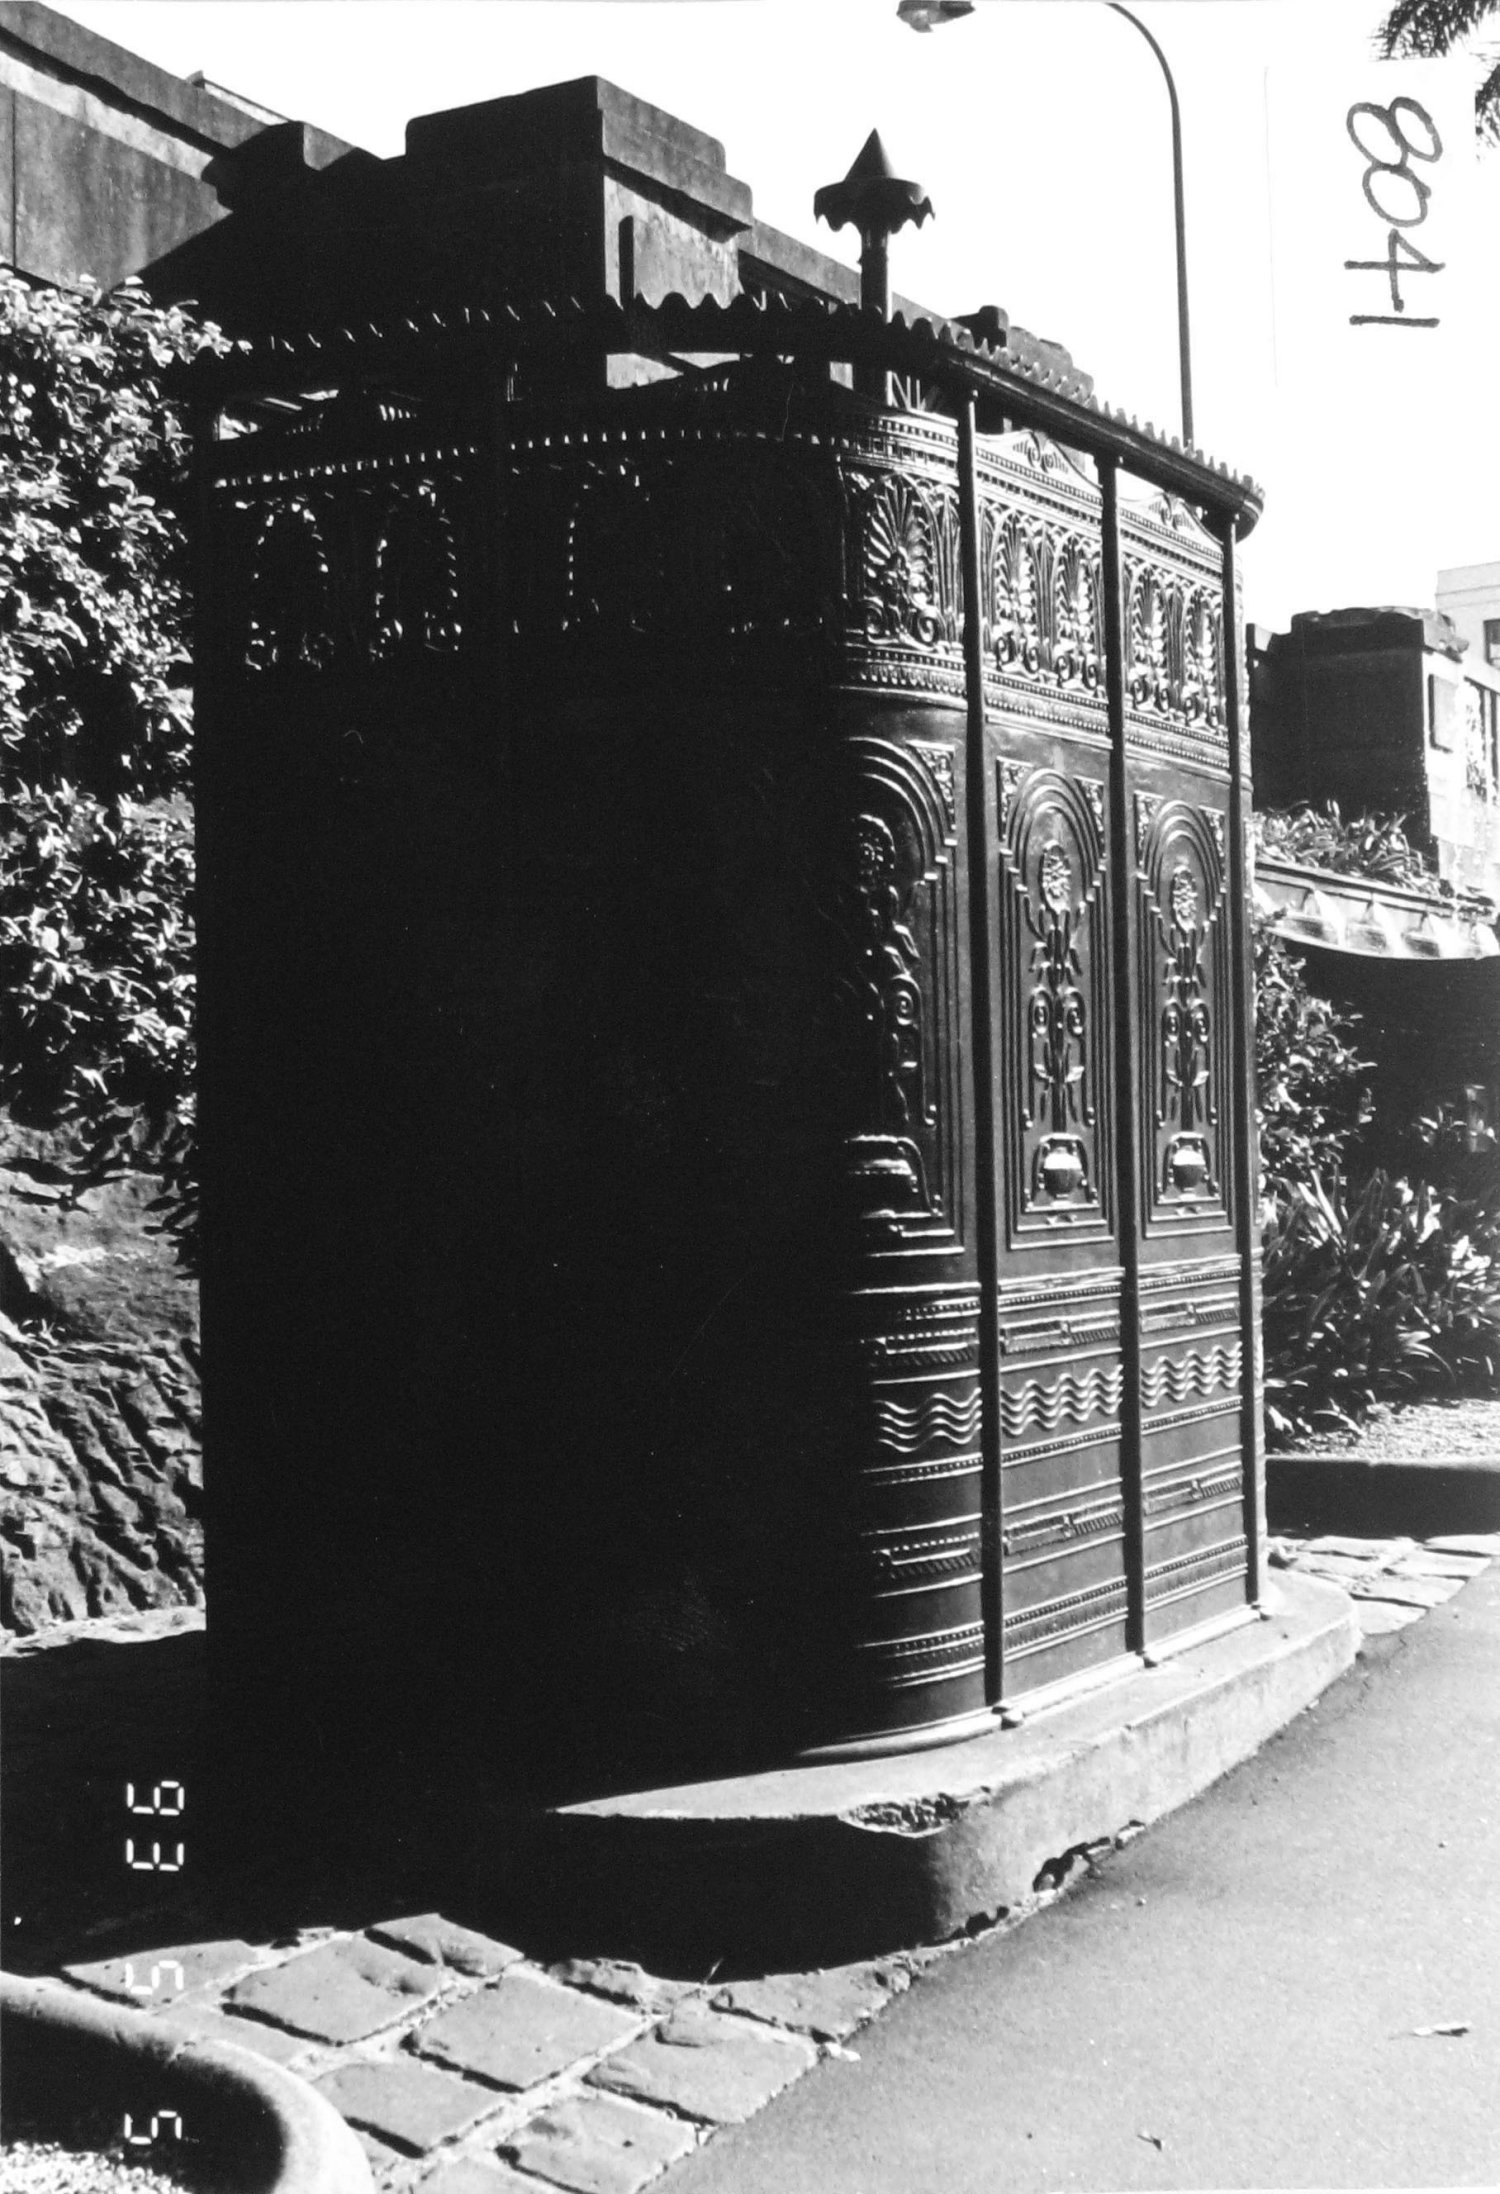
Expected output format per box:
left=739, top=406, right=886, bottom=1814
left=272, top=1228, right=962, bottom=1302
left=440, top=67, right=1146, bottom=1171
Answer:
left=0, top=1968, right=373, bottom=2194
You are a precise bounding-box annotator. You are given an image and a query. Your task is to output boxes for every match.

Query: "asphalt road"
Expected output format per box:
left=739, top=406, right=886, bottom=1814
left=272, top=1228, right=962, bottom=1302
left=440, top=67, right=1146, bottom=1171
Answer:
left=672, top=1562, right=1500, bottom=2193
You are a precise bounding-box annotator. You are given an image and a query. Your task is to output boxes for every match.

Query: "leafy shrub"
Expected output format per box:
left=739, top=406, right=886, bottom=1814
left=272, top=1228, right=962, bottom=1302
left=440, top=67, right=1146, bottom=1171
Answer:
left=1389, top=1100, right=1500, bottom=1197
left=0, top=273, right=223, bottom=1246
left=1256, top=801, right=1450, bottom=897
left=1253, top=917, right=1370, bottom=1191
left=1253, top=918, right=1500, bottom=1443
left=1262, top=1170, right=1500, bottom=1441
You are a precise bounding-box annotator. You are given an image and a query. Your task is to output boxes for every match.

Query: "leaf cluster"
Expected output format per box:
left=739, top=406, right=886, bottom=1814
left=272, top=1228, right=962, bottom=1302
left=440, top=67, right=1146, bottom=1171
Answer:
left=1253, top=917, right=1500, bottom=1443
left=1253, top=800, right=1467, bottom=902
left=0, top=273, right=224, bottom=1247
left=1253, top=917, right=1371, bottom=1191
left=1379, top=0, right=1500, bottom=146
left=1262, top=1168, right=1500, bottom=1442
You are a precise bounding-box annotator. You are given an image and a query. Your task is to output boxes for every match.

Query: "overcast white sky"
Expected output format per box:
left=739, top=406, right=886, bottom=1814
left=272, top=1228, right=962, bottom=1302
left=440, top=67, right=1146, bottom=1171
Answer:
left=55, top=0, right=1500, bottom=632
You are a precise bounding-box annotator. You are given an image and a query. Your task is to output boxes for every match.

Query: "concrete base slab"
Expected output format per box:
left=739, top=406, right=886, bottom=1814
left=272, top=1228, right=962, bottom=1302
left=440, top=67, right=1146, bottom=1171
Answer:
left=1269, top=1455, right=1500, bottom=1538
left=527, top=1575, right=1357, bottom=1973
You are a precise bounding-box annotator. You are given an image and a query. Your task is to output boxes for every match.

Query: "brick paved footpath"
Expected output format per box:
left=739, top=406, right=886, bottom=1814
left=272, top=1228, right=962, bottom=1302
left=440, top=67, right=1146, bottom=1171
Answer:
left=52, top=1923, right=927, bottom=2194
left=31, top=1527, right=1500, bottom=2194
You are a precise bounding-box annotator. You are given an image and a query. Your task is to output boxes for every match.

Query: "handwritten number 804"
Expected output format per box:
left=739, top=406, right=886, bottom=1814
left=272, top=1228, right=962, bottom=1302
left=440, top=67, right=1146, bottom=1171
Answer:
left=1344, top=97, right=1444, bottom=326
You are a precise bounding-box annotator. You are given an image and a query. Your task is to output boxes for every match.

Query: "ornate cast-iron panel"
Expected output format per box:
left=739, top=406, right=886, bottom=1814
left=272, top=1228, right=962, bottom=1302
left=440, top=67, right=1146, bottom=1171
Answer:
left=1122, top=489, right=1249, bottom=1642
left=197, top=365, right=1259, bottom=1783
left=839, top=728, right=987, bottom=1743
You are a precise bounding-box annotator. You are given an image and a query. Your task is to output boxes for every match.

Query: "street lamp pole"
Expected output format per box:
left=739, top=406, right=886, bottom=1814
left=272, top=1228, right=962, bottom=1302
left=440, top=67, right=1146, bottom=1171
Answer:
left=898, top=0, right=1195, bottom=449
left=1107, top=2, right=1194, bottom=450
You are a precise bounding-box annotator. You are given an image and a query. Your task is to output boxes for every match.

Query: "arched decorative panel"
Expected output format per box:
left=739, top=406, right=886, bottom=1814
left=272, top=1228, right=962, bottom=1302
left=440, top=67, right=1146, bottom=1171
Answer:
left=838, top=735, right=965, bottom=1254
left=995, top=764, right=1113, bottom=1245
left=372, top=479, right=462, bottom=659
left=1135, top=795, right=1233, bottom=1234
left=834, top=725, right=986, bottom=1752
left=246, top=501, right=337, bottom=673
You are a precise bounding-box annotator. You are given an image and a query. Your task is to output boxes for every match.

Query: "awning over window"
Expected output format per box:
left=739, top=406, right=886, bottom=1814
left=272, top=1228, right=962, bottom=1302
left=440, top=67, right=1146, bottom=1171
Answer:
left=1255, top=859, right=1500, bottom=961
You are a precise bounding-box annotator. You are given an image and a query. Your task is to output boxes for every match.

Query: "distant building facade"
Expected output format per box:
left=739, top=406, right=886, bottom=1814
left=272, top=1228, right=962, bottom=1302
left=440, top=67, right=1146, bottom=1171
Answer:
left=1437, top=560, right=1500, bottom=674
left=1251, top=606, right=1500, bottom=905
left=1250, top=604, right=1500, bottom=1156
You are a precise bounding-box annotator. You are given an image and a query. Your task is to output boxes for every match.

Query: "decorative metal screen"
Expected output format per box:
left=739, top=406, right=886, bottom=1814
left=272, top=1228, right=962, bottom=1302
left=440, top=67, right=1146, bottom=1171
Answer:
left=196, top=314, right=1262, bottom=1780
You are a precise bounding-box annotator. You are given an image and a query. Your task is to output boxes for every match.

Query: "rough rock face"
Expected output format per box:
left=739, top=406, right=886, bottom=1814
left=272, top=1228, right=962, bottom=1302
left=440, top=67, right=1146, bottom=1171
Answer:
left=0, top=1119, right=201, bottom=1635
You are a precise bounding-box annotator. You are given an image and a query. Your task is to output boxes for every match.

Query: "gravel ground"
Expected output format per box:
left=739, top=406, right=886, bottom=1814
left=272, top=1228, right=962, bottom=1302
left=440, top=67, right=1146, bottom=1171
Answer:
left=0, top=2144, right=189, bottom=2194
left=1274, top=1395, right=1500, bottom=1461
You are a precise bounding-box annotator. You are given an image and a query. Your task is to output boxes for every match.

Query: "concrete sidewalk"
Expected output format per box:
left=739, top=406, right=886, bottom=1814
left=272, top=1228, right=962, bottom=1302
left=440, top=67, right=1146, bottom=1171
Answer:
left=6, top=1522, right=1497, bottom=2192
left=668, top=1543, right=1500, bottom=2193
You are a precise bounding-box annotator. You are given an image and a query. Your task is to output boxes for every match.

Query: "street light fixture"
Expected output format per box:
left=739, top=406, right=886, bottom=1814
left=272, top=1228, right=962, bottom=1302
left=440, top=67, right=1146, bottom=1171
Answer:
left=895, top=1, right=976, bottom=28
left=1107, top=3, right=1194, bottom=449
left=899, top=0, right=1195, bottom=447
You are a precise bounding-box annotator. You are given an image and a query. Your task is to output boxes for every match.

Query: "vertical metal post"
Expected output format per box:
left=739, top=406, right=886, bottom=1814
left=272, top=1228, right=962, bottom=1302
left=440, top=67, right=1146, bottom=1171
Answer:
left=859, top=227, right=891, bottom=321
left=958, top=394, right=1003, bottom=1703
left=857, top=229, right=892, bottom=405
left=1100, top=456, right=1147, bottom=1654
left=1221, top=518, right=1266, bottom=1605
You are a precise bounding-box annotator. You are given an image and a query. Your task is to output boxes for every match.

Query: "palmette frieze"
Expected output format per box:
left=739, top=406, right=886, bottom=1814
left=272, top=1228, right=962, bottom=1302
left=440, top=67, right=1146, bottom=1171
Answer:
left=213, top=404, right=1233, bottom=765
left=1120, top=484, right=1222, bottom=572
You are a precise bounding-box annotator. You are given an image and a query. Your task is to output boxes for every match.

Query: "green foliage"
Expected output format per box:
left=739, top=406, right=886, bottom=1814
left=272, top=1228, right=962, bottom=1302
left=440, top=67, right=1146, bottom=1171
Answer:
left=0, top=274, right=223, bottom=1240
left=1253, top=917, right=1370, bottom=1190
left=1379, top=0, right=1500, bottom=144
left=1254, top=800, right=1450, bottom=897
left=1254, top=922, right=1500, bottom=1443
left=1262, top=1170, right=1500, bottom=1441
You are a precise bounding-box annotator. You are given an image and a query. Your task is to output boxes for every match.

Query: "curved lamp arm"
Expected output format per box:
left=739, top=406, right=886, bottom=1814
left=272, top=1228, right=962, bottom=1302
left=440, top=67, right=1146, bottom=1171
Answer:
left=1107, top=2, right=1194, bottom=447
left=898, top=0, right=1195, bottom=448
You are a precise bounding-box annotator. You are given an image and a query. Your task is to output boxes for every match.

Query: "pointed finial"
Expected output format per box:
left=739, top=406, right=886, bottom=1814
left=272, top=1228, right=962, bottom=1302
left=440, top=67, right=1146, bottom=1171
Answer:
left=814, top=132, right=934, bottom=243
left=814, top=132, right=933, bottom=332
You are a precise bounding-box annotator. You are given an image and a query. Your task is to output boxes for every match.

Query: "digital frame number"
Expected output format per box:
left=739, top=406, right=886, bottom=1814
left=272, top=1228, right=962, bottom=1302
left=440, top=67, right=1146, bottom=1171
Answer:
left=123, top=2111, right=183, bottom=2146
left=125, top=1779, right=185, bottom=1871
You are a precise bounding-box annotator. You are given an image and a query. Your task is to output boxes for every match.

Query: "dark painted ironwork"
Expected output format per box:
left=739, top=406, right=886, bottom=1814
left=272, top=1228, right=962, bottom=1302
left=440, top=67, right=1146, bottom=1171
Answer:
left=957, top=396, right=1004, bottom=1709
left=1223, top=517, right=1267, bottom=1608
left=193, top=285, right=1264, bottom=1786
left=1101, top=456, right=1147, bottom=1666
